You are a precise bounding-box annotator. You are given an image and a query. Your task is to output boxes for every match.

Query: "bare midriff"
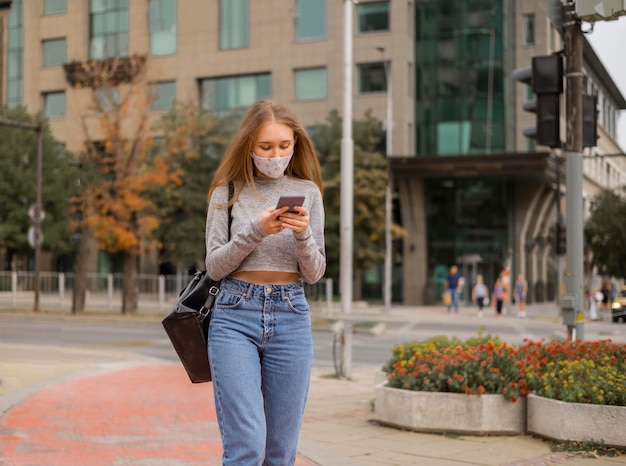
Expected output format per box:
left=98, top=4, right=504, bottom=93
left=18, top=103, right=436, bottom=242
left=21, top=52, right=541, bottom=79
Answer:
left=231, top=270, right=301, bottom=285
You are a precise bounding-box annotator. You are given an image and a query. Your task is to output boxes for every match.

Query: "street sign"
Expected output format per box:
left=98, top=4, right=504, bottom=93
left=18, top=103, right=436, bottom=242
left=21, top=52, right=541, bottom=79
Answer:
left=27, top=204, right=45, bottom=222
left=27, top=226, right=43, bottom=248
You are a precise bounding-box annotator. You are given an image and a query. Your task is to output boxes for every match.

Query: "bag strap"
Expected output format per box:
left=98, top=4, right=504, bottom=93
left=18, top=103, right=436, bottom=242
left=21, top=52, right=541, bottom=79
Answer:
left=227, top=181, right=233, bottom=240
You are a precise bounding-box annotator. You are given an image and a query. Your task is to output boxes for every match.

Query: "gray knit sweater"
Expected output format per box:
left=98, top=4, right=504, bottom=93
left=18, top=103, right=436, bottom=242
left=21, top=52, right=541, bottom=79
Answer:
left=205, top=176, right=326, bottom=284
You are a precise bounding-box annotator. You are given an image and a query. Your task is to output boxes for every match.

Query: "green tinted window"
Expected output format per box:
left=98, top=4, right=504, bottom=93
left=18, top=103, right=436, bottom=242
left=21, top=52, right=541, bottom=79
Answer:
left=295, top=68, right=327, bottom=100
left=149, top=0, right=176, bottom=55
left=296, top=0, right=326, bottom=40
left=43, top=39, right=66, bottom=67
left=200, top=73, right=271, bottom=114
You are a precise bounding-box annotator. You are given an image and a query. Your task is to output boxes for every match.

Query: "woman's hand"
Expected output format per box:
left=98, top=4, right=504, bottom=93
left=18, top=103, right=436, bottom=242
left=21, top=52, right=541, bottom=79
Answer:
left=258, top=206, right=309, bottom=235
left=279, top=206, right=309, bottom=233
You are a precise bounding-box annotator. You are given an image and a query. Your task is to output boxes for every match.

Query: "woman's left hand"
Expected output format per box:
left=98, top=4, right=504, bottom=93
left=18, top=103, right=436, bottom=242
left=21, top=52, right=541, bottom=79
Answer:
left=278, top=206, right=309, bottom=234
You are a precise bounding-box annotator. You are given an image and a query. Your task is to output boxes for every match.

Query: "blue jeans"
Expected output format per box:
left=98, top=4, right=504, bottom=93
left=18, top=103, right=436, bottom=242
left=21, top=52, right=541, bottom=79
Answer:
left=208, top=276, right=313, bottom=466
left=447, top=289, right=459, bottom=312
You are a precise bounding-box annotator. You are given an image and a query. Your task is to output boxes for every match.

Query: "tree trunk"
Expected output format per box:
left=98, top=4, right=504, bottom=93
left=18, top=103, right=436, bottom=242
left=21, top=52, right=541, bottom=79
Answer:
left=122, top=251, right=139, bottom=314
left=71, top=224, right=90, bottom=314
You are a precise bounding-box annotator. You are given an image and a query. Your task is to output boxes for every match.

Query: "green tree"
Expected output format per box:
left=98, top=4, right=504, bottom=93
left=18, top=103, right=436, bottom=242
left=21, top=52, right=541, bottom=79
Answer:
left=312, top=109, right=405, bottom=291
left=150, top=103, right=243, bottom=271
left=584, top=187, right=626, bottom=280
left=0, top=106, right=78, bottom=270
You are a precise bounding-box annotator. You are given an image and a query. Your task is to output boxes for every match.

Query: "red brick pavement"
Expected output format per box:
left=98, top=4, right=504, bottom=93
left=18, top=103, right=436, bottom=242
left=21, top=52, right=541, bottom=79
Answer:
left=0, top=364, right=317, bottom=465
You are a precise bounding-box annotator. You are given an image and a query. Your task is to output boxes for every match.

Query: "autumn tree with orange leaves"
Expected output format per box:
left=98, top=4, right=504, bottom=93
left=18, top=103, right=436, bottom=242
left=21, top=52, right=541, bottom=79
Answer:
left=68, top=56, right=180, bottom=313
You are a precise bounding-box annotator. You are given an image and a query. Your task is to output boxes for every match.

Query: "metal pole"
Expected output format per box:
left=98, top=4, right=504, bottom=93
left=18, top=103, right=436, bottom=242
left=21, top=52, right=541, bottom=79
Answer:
left=564, top=4, right=584, bottom=340
left=339, top=0, right=354, bottom=378
left=34, top=125, right=43, bottom=312
left=377, top=47, right=393, bottom=311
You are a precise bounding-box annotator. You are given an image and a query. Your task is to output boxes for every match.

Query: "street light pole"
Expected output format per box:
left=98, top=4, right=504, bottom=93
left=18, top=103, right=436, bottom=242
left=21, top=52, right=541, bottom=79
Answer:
left=376, top=46, right=393, bottom=311
left=339, top=0, right=355, bottom=378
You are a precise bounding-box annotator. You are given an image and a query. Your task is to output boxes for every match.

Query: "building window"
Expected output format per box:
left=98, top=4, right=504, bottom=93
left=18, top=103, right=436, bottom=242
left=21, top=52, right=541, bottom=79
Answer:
left=358, top=62, right=387, bottom=93
left=295, top=67, right=327, bottom=100
left=295, top=0, right=326, bottom=41
left=149, top=0, right=176, bottom=56
left=219, top=0, right=248, bottom=50
left=523, top=14, right=535, bottom=46
left=151, top=81, right=176, bottom=111
left=43, top=91, right=66, bottom=118
left=358, top=1, right=389, bottom=33
left=89, top=0, right=129, bottom=60
left=43, top=38, right=67, bottom=67
left=44, top=0, right=67, bottom=15
left=200, top=73, right=271, bottom=114
left=7, top=0, right=23, bottom=107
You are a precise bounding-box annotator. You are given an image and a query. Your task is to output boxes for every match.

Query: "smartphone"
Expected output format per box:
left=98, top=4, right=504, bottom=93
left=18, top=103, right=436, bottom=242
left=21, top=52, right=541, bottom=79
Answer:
left=276, top=195, right=305, bottom=214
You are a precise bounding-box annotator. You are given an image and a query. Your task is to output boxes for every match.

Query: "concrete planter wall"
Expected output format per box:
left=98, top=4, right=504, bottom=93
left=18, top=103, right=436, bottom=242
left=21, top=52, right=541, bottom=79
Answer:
left=527, top=394, right=626, bottom=448
left=374, top=382, right=526, bottom=435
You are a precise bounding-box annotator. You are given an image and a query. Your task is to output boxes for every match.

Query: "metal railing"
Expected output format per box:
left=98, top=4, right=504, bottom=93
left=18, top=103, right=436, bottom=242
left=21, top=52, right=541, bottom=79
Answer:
left=0, top=271, right=334, bottom=315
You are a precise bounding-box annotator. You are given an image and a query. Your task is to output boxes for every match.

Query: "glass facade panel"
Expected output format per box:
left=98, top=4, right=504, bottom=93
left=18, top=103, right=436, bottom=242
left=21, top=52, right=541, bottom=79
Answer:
left=219, top=0, right=248, bottom=50
left=44, top=92, right=66, bottom=118
left=43, top=38, right=67, bottom=67
left=295, top=68, right=327, bottom=100
left=296, top=0, right=326, bottom=41
left=358, top=63, right=387, bottom=93
left=149, top=0, right=177, bottom=55
left=151, top=81, right=176, bottom=110
left=358, top=1, right=389, bottom=33
left=89, top=0, right=129, bottom=59
left=7, top=0, right=23, bottom=107
left=44, top=0, right=67, bottom=15
left=414, top=0, right=504, bottom=154
left=425, top=178, right=509, bottom=298
left=200, top=73, right=271, bottom=114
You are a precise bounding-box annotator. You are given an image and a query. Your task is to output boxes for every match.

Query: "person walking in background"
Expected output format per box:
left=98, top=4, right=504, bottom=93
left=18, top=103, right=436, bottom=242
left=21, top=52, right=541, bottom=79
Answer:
left=493, top=275, right=505, bottom=318
left=444, top=265, right=461, bottom=313
left=204, top=100, right=326, bottom=465
left=515, top=273, right=528, bottom=318
left=472, top=274, right=488, bottom=317
left=588, top=287, right=599, bottom=321
left=601, top=282, right=610, bottom=312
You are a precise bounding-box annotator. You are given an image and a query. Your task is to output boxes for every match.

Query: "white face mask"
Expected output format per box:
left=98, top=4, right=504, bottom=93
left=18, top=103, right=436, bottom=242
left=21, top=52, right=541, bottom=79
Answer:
left=252, top=152, right=293, bottom=178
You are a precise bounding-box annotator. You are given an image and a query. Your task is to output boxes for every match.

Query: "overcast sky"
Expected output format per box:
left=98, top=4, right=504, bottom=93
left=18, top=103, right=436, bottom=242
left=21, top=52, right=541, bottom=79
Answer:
left=585, top=18, right=626, bottom=149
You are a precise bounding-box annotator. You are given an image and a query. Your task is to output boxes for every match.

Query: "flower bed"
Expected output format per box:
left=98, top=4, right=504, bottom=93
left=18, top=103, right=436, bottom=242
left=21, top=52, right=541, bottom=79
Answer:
left=377, top=334, right=625, bottom=439
left=382, top=335, right=625, bottom=406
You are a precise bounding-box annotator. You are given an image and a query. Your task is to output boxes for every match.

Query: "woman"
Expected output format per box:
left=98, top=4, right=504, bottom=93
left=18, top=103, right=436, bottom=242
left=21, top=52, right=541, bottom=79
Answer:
left=493, top=276, right=505, bottom=317
left=514, top=273, right=528, bottom=318
left=204, top=100, right=325, bottom=465
left=472, top=274, right=488, bottom=317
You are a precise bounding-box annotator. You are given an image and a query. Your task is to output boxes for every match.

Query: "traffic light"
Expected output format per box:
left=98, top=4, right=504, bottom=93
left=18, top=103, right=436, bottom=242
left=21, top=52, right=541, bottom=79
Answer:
left=555, top=217, right=566, bottom=256
left=511, top=54, right=563, bottom=148
left=583, top=94, right=599, bottom=148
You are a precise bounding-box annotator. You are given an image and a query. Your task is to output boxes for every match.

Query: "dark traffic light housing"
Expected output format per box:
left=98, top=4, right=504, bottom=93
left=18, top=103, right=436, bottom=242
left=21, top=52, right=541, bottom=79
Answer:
left=512, top=54, right=563, bottom=148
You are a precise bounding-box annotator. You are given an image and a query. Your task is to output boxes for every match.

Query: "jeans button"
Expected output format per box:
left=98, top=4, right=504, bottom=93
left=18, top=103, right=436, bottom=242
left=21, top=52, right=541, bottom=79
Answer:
left=265, top=287, right=272, bottom=293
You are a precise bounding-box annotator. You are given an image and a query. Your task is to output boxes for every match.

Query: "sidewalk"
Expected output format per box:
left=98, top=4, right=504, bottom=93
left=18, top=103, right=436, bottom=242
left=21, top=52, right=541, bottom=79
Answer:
left=1, top=303, right=625, bottom=465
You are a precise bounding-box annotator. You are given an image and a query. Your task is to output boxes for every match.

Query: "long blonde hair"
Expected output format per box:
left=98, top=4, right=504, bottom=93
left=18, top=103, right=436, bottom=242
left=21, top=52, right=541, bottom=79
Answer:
left=209, top=100, right=323, bottom=204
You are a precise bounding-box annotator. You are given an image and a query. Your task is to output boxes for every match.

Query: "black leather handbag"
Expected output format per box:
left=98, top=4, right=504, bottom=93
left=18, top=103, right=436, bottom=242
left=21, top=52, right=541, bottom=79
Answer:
left=162, top=182, right=233, bottom=383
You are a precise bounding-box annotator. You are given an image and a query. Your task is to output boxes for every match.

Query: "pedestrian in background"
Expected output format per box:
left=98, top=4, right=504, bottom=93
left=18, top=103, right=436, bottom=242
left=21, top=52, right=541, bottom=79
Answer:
left=472, top=274, right=488, bottom=317
left=444, top=265, right=461, bottom=313
left=515, top=273, right=528, bottom=318
left=588, top=287, right=599, bottom=321
left=493, top=276, right=505, bottom=318
left=204, top=100, right=326, bottom=465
